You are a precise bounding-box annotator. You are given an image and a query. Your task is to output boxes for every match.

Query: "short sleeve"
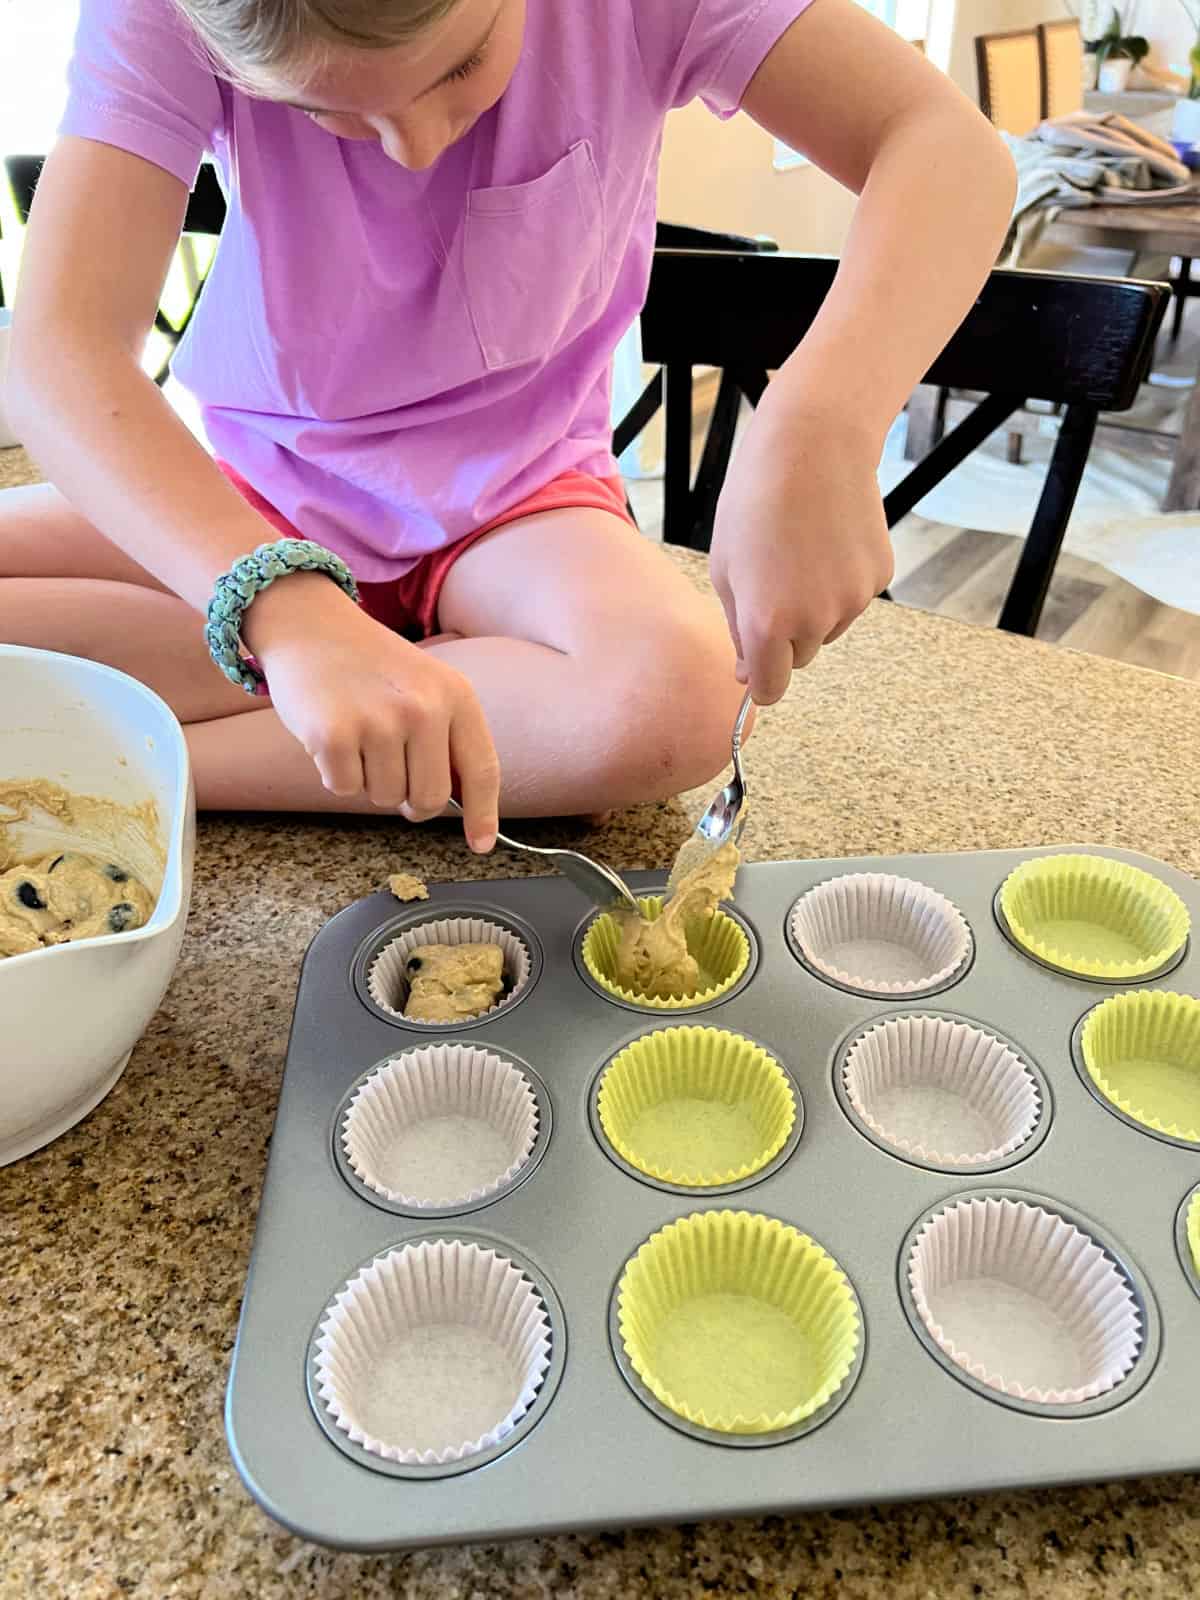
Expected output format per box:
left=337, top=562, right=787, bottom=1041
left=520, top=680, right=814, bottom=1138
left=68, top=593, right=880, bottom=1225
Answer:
left=59, top=0, right=223, bottom=187
left=634, top=0, right=817, bottom=118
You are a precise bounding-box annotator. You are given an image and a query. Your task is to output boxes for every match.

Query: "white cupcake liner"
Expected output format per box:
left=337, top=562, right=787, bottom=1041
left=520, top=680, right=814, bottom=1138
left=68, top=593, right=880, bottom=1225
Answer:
left=843, top=1016, right=1041, bottom=1166
left=907, top=1197, right=1142, bottom=1404
left=790, top=874, right=972, bottom=995
left=314, top=1239, right=552, bottom=1465
left=367, top=916, right=531, bottom=1024
left=341, top=1046, right=539, bottom=1208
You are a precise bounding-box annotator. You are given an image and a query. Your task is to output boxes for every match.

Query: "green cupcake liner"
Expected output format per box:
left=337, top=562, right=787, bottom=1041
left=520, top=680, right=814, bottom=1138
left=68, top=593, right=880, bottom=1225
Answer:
left=1080, top=990, right=1200, bottom=1143
left=1000, top=854, right=1189, bottom=981
left=597, top=1026, right=796, bottom=1186
left=581, top=896, right=750, bottom=1010
left=1187, top=1190, right=1200, bottom=1281
left=617, top=1210, right=860, bottom=1434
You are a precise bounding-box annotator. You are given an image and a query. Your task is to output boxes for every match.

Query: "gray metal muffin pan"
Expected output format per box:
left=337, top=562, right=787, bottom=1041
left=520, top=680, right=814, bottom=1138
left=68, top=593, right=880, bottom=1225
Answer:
left=225, top=844, right=1200, bottom=1552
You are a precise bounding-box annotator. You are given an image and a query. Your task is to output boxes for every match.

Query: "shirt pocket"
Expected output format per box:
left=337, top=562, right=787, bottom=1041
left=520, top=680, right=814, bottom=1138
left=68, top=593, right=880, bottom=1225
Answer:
left=463, top=140, right=604, bottom=373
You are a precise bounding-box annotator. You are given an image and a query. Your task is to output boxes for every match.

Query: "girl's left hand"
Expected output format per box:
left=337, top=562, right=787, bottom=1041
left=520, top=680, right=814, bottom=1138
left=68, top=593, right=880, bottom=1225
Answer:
left=709, top=409, right=895, bottom=704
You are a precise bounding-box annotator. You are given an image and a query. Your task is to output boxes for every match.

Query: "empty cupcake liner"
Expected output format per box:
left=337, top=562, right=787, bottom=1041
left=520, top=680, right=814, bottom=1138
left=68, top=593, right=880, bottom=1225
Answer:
left=907, top=1196, right=1142, bottom=1404
left=367, top=915, right=531, bottom=1024
left=789, top=874, right=972, bottom=996
left=1187, top=1189, right=1200, bottom=1283
left=617, top=1210, right=860, bottom=1434
left=341, top=1045, right=540, bottom=1208
left=313, top=1239, right=552, bottom=1465
left=597, top=1026, right=796, bottom=1187
left=581, top=897, right=750, bottom=1011
left=999, top=854, right=1190, bottom=981
left=842, top=1015, right=1041, bottom=1167
left=1079, top=990, right=1200, bottom=1144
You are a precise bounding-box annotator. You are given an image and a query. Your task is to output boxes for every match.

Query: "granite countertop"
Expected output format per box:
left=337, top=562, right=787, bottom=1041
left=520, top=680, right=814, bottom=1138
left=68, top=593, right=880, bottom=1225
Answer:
left=2, top=445, right=1200, bottom=1598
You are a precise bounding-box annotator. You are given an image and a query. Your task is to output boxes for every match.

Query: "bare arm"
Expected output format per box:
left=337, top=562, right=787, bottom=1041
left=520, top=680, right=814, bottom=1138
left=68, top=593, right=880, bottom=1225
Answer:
left=741, top=0, right=1016, bottom=444
left=709, top=0, right=1015, bottom=701
left=7, top=136, right=342, bottom=650
left=8, top=137, right=500, bottom=841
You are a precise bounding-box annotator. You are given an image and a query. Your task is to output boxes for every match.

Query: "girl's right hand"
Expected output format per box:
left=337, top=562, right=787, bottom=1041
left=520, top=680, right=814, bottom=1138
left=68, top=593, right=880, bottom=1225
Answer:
left=244, top=572, right=500, bottom=852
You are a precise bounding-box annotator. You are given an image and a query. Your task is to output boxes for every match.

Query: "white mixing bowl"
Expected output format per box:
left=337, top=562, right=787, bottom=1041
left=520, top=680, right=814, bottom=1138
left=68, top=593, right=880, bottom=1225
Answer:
left=0, top=646, right=195, bottom=1164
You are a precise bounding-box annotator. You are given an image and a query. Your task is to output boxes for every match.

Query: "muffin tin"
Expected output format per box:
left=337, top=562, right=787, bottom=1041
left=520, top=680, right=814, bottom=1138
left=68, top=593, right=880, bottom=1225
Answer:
left=226, top=845, right=1200, bottom=1552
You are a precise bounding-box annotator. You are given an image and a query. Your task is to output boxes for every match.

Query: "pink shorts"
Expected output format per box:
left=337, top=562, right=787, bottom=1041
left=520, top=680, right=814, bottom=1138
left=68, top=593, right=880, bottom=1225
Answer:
left=218, top=462, right=634, bottom=640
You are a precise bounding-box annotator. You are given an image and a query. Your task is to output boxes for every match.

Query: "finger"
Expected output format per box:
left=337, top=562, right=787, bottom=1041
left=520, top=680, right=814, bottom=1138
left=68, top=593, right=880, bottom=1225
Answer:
left=313, top=737, right=367, bottom=798
left=449, top=699, right=501, bottom=853
left=742, top=631, right=795, bottom=705
left=361, top=730, right=409, bottom=811
left=399, top=705, right=453, bottom=822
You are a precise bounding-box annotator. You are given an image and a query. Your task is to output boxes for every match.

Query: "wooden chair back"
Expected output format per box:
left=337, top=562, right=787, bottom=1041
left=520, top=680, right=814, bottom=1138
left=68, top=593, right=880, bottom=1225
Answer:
left=1039, top=19, right=1084, bottom=119
left=975, top=28, right=1044, bottom=135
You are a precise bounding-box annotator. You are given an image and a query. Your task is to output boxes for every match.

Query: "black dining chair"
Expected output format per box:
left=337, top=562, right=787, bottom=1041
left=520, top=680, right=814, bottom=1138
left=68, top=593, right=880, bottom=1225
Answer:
left=614, top=250, right=1168, bottom=637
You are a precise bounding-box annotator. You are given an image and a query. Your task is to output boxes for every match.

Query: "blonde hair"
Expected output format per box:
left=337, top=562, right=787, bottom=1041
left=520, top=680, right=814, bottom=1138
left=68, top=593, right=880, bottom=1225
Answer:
left=175, top=0, right=462, bottom=78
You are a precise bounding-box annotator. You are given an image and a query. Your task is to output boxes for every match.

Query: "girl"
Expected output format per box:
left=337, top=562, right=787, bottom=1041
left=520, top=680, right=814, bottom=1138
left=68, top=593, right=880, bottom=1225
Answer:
left=1, top=0, right=1013, bottom=854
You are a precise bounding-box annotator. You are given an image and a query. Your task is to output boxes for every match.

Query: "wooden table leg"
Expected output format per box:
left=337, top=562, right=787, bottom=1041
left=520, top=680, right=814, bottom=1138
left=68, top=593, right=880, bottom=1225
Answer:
left=1165, top=350, right=1200, bottom=511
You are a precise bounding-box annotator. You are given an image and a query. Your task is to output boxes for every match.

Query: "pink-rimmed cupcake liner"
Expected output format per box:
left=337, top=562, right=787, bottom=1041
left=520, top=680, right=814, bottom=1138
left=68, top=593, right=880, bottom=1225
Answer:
left=842, top=1015, right=1041, bottom=1166
left=907, top=1196, right=1142, bottom=1404
left=313, top=1239, right=552, bottom=1465
left=790, top=874, right=971, bottom=996
left=341, top=1045, right=539, bottom=1209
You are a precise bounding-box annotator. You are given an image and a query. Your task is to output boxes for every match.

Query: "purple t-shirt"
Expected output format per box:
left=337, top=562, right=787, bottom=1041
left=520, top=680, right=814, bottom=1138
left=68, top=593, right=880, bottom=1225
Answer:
left=62, top=0, right=812, bottom=579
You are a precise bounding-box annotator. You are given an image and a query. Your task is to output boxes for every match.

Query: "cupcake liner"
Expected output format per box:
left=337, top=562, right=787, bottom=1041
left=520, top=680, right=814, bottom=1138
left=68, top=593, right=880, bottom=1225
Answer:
left=907, top=1196, right=1142, bottom=1404
left=617, top=1210, right=860, bottom=1434
left=1187, top=1190, right=1200, bottom=1282
left=367, top=916, right=531, bottom=1024
left=842, top=1015, right=1041, bottom=1166
left=999, top=854, right=1189, bottom=981
left=581, top=897, right=750, bottom=1010
left=1079, top=990, right=1200, bottom=1143
left=597, top=1026, right=796, bottom=1186
left=790, top=874, right=971, bottom=996
left=314, top=1239, right=552, bottom=1465
left=342, top=1046, right=539, bottom=1208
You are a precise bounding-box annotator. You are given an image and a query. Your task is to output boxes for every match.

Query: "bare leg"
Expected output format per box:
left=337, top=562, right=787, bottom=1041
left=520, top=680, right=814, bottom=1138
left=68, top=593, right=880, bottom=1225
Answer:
left=0, top=488, right=740, bottom=814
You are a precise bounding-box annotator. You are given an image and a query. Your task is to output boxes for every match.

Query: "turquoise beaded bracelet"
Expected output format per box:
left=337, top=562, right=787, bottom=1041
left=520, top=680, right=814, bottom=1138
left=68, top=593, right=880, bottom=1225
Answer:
left=205, top=538, right=360, bottom=694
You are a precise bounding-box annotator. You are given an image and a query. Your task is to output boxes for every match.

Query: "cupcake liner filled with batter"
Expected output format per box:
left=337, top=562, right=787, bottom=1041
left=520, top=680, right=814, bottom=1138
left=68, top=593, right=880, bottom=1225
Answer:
left=841, top=1014, right=1041, bottom=1167
left=313, top=1239, right=552, bottom=1465
left=341, top=1045, right=540, bottom=1209
left=616, top=1210, right=860, bottom=1434
left=581, top=896, right=749, bottom=1011
left=906, top=1196, right=1142, bottom=1404
left=367, top=915, right=532, bottom=1025
left=789, top=873, right=972, bottom=996
left=596, top=1026, right=796, bottom=1187
left=999, top=854, right=1189, bottom=981
left=1078, top=990, right=1200, bottom=1144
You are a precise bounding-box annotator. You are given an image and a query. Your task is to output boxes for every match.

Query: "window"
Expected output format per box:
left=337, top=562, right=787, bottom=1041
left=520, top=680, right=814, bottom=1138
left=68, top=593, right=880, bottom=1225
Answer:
left=772, top=0, right=931, bottom=170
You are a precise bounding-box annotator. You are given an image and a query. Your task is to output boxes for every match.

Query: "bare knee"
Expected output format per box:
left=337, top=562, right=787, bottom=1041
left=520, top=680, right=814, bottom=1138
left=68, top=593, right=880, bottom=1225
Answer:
left=597, top=614, right=744, bottom=804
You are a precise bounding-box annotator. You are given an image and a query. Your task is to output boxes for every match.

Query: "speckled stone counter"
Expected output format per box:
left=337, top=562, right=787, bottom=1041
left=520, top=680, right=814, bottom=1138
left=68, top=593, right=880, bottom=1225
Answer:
left=2, top=443, right=1199, bottom=1599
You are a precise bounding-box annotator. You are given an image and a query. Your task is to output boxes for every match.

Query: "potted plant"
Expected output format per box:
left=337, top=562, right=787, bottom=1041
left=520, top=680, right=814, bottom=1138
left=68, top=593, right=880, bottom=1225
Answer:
left=1092, top=5, right=1150, bottom=92
left=1170, top=1, right=1200, bottom=147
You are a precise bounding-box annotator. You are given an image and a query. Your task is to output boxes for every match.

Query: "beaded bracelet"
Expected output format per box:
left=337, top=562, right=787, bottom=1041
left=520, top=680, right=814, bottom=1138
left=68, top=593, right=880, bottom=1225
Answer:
left=205, top=538, right=360, bottom=695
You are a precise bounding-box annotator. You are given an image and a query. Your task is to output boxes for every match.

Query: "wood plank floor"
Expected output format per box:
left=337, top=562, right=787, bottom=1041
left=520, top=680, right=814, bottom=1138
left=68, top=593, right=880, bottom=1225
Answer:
left=627, top=378, right=1200, bottom=685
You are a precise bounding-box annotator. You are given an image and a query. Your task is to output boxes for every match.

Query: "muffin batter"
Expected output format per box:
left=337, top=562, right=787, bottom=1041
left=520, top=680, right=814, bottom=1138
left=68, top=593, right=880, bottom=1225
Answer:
left=613, top=840, right=740, bottom=999
left=403, top=942, right=506, bottom=1022
left=0, top=849, right=156, bottom=959
left=388, top=872, right=429, bottom=903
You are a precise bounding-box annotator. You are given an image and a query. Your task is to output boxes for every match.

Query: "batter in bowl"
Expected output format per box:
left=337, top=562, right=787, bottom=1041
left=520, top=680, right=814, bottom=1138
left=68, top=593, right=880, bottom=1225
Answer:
left=0, top=848, right=156, bottom=959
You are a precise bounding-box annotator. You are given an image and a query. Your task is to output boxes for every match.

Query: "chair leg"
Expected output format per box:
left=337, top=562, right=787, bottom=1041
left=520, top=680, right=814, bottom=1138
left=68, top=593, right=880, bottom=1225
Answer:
left=663, top=362, right=695, bottom=549
left=1172, top=258, right=1192, bottom=342
left=997, top=403, right=1098, bottom=636
left=688, top=372, right=743, bottom=552
left=1006, top=432, right=1023, bottom=465
left=883, top=392, right=1023, bottom=528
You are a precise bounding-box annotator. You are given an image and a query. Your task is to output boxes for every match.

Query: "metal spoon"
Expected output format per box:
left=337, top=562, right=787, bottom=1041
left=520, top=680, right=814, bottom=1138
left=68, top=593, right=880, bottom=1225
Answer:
left=667, top=689, right=754, bottom=894
left=447, top=799, right=639, bottom=914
